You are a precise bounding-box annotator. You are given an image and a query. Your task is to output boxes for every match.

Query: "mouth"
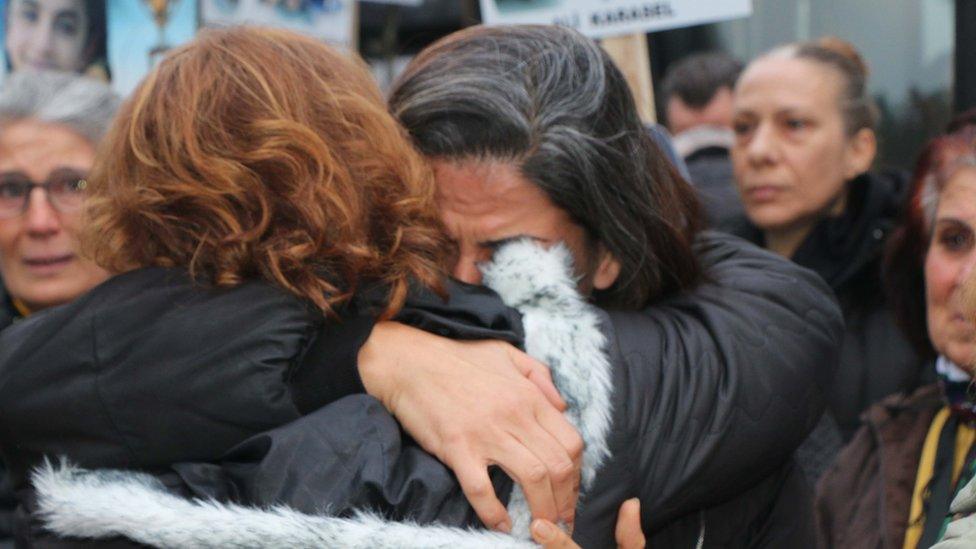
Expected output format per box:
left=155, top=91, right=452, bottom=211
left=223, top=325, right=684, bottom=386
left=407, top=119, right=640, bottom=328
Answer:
left=25, top=60, right=59, bottom=71
left=22, top=254, right=75, bottom=274
left=743, top=185, right=784, bottom=203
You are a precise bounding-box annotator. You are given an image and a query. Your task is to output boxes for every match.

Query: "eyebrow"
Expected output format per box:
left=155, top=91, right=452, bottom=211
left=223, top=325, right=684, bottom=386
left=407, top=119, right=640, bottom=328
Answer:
left=478, top=235, right=547, bottom=249
left=935, top=216, right=970, bottom=226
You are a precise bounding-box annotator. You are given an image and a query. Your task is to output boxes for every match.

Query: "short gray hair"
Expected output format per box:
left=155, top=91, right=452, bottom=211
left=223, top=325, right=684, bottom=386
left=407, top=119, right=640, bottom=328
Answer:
left=0, top=71, right=120, bottom=144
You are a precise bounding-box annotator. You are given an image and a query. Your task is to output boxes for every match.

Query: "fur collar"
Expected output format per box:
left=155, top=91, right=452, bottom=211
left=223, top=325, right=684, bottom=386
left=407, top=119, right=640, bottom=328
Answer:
left=33, top=240, right=614, bottom=548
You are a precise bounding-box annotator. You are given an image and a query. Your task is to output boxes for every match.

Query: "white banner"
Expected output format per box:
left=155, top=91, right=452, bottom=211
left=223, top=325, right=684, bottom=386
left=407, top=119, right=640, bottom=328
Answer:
left=479, top=0, right=752, bottom=39
left=201, top=0, right=354, bottom=46
left=365, top=0, right=425, bottom=5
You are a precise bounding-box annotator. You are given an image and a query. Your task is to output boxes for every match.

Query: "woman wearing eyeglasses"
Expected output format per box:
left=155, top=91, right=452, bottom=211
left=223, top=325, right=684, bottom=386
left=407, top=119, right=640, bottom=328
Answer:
left=0, top=70, right=119, bottom=544
left=0, top=71, right=116, bottom=324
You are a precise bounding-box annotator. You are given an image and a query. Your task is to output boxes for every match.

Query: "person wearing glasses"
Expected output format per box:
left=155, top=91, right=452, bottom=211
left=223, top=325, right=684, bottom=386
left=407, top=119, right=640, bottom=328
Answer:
left=0, top=70, right=119, bottom=544
left=0, top=71, right=115, bottom=324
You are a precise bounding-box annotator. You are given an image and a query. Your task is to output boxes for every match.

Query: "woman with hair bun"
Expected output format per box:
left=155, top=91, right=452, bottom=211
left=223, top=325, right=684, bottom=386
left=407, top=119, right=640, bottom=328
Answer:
left=729, top=37, right=923, bottom=450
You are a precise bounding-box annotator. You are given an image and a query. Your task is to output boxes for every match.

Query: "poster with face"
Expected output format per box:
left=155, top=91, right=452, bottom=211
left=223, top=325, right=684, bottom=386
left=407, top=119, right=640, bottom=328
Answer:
left=1, top=0, right=109, bottom=78
left=201, top=0, right=354, bottom=47
left=0, top=0, right=198, bottom=95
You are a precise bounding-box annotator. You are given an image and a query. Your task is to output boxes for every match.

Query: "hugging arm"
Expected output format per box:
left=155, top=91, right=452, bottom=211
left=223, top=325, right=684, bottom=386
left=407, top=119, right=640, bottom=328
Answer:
left=288, top=281, right=584, bottom=532
left=616, top=232, right=844, bottom=530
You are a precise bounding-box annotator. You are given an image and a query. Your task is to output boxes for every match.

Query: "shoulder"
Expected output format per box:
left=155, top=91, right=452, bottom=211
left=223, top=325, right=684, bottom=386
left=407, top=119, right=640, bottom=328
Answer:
left=816, top=383, right=940, bottom=537
left=859, top=168, right=910, bottom=219
left=0, top=267, right=325, bottom=402
left=2, top=267, right=320, bottom=348
left=820, top=383, right=941, bottom=487
left=717, top=215, right=763, bottom=244
left=609, top=229, right=844, bottom=362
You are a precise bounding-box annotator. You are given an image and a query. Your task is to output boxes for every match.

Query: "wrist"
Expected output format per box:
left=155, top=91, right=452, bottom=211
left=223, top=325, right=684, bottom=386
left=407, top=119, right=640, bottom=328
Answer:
left=358, top=321, right=406, bottom=412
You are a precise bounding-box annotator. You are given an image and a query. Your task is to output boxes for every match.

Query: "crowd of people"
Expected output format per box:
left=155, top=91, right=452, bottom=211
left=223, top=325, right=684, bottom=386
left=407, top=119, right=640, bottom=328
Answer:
left=0, top=17, right=971, bottom=549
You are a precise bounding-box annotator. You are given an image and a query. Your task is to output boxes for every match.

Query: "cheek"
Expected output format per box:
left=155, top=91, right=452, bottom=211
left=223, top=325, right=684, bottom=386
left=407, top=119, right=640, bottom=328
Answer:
left=5, top=24, right=30, bottom=55
left=730, top=146, right=748, bottom=187
left=0, top=219, right=22, bottom=258
left=0, top=221, right=23, bottom=296
left=53, top=35, right=89, bottom=68
left=59, top=213, right=84, bottom=249
left=925, top=252, right=957, bottom=313
left=786, top=143, right=847, bottom=202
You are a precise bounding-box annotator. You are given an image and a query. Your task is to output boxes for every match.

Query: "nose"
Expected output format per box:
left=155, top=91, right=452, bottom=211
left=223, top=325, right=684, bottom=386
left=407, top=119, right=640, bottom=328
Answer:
left=451, top=253, right=484, bottom=285
left=28, top=22, right=56, bottom=60
left=24, top=188, right=62, bottom=237
left=745, top=121, right=778, bottom=167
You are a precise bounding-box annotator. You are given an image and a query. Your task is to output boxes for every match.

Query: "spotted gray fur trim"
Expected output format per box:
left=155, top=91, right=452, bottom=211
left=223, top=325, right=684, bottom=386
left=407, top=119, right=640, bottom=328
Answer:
left=479, top=240, right=614, bottom=537
left=33, top=460, right=533, bottom=549
left=32, top=240, right=614, bottom=547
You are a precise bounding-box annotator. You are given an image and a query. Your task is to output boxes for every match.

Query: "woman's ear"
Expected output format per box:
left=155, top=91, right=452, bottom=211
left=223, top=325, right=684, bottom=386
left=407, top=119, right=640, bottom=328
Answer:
left=592, top=247, right=622, bottom=290
left=844, top=127, right=878, bottom=180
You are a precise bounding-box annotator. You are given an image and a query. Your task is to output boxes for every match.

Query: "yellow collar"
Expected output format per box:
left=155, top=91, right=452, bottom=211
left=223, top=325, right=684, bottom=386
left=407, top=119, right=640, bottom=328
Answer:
left=11, top=297, right=31, bottom=317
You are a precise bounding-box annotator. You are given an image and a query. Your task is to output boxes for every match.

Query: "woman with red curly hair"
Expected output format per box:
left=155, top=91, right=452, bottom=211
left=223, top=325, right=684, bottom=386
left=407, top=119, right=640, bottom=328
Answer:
left=0, top=26, right=589, bottom=546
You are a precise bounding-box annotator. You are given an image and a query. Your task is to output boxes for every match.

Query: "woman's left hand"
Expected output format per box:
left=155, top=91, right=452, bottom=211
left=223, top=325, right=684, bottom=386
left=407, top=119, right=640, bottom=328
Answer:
left=358, top=321, right=584, bottom=533
left=531, top=498, right=646, bottom=549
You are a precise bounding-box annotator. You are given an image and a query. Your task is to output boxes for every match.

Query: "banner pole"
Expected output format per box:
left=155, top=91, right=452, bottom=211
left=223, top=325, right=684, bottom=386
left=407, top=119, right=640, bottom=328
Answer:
left=600, top=33, right=656, bottom=124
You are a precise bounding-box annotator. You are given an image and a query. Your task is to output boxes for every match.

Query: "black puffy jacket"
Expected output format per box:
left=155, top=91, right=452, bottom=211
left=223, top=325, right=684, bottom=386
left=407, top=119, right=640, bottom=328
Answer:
left=19, top=233, right=842, bottom=548
left=0, top=267, right=522, bottom=546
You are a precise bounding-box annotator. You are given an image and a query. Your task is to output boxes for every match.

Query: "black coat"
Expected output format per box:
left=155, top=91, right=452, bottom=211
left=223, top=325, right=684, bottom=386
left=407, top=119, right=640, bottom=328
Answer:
left=685, top=146, right=745, bottom=229
left=0, top=268, right=522, bottom=547
left=14, top=233, right=842, bottom=548
left=725, top=170, right=928, bottom=441
left=0, top=282, right=18, bottom=548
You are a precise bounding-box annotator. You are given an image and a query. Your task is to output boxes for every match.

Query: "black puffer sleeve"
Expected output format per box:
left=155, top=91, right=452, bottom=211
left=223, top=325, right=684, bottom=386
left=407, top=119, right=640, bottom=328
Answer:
left=288, top=280, right=524, bottom=414
left=615, top=231, right=843, bottom=531
left=171, top=395, right=510, bottom=525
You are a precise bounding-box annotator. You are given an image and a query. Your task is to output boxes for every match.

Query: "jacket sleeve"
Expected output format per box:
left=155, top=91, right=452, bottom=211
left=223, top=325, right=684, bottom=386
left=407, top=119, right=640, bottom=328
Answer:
left=170, top=394, right=511, bottom=527
left=614, top=231, right=844, bottom=530
left=289, top=281, right=524, bottom=414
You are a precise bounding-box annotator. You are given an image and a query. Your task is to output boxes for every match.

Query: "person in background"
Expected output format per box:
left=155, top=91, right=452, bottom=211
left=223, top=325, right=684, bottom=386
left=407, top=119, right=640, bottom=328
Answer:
left=3, top=0, right=109, bottom=80
left=817, top=121, right=976, bottom=549
left=0, top=70, right=118, bottom=545
left=728, top=37, right=923, bottom=454
left=661, top=51, right=744, bottom=227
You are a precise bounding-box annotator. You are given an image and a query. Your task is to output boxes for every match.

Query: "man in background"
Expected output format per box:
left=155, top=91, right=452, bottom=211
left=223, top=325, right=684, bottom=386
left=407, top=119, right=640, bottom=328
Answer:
left=662, top=51, right=744, bottom=227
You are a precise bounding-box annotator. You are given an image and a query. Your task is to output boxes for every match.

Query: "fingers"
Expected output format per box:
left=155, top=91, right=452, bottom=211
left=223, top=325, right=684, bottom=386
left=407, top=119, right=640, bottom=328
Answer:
left=508, top=348, right=565, bottom=411
left=451, top=454, right=512, bottom=533
left=496, top=438, right=560, bottom=523
left=534, top=405, right=584, bottom=526
left=615, top=499, right=646, bottom=549
left=532, top=519, right=579, bottom=548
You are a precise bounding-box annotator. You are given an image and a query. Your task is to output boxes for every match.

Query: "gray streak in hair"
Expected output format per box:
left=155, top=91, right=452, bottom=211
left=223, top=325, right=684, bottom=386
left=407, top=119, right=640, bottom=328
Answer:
left=390, top=25, right=701, bottom=308
left=0, top=71, right=120, bottom=144
left=920, top=155, right=976, bottom=230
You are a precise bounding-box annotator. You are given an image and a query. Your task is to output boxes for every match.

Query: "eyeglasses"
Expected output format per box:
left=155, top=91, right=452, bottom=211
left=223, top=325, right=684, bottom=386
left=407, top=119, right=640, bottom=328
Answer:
left=0, top=168, right=89, bottom=219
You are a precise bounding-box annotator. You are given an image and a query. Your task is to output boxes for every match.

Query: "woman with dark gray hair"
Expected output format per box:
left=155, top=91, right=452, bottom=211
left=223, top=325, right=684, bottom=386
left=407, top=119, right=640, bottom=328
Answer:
left=383, top=24, right=839, bottom=547
left=0, top=70, right=120, bottom=544
left=391, top=26, right=701, bottom=306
